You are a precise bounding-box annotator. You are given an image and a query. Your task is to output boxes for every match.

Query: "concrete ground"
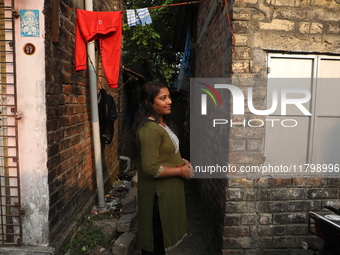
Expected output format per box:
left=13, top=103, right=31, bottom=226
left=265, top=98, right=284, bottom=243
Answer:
left=166, top=180, right=210, bottom=255
left=0, top=246, right=55, bottom=255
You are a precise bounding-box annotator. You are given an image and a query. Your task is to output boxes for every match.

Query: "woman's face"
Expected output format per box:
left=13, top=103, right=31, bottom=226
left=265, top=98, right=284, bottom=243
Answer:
left=152, top=87, right=172, bottom=116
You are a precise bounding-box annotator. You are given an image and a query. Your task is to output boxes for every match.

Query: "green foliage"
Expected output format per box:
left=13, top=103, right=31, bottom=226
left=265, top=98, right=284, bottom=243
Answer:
left=82, top=213, right=111, bottom=224
left=124, top=24, right=162, bottom=61
left=123, top=0, right=182, bottom=85
left=64, top=214, right=112, bottom=254
left=65, top=225, right=108, bottom=254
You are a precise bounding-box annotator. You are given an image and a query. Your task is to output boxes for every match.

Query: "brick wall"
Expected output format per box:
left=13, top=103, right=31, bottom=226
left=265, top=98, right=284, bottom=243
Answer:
left=44, top=0, right=123, bottom=252
left=193, top=0, right=340, bottom=254
left=193, top=1, right=232, bottom=253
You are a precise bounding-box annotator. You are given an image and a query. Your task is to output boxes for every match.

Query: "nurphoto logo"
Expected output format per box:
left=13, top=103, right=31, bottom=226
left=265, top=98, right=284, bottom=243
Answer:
left=190, top=78, right=339, bottom=179
left=197, top=82, right=312, bottom=128
left=196, top=82, right=223, bottom=115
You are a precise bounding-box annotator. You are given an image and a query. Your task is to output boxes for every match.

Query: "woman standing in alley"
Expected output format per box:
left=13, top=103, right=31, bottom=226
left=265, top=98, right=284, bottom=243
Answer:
left=132, top=81, right=194, bottom=255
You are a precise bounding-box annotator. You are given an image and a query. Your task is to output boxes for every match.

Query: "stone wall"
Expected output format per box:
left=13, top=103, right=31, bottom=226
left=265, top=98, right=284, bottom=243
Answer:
left=44, top=0, right=123, bottom=253
left=223, top=177, right=340, bottom=254
left=193, top=0, right=340, bottom=254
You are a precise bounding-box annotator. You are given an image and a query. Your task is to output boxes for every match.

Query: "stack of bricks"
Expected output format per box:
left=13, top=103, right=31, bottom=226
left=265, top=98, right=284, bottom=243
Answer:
left=113, top=187, right=138, bottom=255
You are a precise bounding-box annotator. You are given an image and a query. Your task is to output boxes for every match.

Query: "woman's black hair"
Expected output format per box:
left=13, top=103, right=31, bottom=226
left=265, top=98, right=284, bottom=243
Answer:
left=129, top=81, right=177, bottom=160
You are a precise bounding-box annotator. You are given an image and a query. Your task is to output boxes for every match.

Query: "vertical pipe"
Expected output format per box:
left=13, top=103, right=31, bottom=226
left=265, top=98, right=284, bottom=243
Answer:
left=84, top=0, right=106, bottom=211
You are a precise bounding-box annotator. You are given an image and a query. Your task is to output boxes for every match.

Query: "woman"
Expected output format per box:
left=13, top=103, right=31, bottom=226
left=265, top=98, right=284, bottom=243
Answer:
left=132, top=81, right=194, bottom=254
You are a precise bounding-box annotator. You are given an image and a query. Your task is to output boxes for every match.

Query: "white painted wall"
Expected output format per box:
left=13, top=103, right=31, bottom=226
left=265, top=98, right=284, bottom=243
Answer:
left=14, top=0, right=49, bottom=246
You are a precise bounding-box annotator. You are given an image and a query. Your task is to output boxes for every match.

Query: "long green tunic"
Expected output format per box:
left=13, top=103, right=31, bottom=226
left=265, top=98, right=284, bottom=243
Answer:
left=136, top=121, right=187, bottom=252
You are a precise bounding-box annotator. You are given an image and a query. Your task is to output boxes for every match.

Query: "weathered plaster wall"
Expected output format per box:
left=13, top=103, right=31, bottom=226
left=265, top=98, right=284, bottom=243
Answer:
left=14, top=0, right=49, bottom=246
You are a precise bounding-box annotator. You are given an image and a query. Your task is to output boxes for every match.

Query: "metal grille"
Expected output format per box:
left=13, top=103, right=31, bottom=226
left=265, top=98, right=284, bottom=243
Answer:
left=0, top=0, right=22, bottom=246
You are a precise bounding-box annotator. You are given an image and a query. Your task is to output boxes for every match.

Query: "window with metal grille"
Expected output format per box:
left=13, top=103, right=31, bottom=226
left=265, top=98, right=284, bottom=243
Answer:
left=0, top=0, right=22, bottom=246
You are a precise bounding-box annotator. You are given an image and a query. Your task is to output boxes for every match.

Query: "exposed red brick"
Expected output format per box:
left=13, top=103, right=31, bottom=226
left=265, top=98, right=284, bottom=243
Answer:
left=45, top=0, right=123, bottom=251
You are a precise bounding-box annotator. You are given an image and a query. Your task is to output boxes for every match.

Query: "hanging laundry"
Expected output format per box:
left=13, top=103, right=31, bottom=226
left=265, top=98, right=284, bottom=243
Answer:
left=74, top=9, right=122, bottom=88
left=98, top=88, right=118, bottom=145
left=182, top=27, right=192, bottom=77
left=135, top=8, right=152, bottom=26
left=127, top=9, right=136, bottom=27
left=174, top=62, right=187, bottom=90
left=174, top=28, right=192, bottom=90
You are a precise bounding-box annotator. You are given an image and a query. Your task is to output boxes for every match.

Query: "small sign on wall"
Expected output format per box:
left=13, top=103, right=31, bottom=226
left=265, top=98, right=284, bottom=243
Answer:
left=20, top=10, right=40, bottom=37
left=23, top=43, right=36, bottom=55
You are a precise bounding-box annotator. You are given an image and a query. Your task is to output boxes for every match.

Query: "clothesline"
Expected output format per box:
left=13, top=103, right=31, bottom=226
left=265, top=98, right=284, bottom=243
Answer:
left=128, top=0, right=202, bottom=12
left=68, top=0, right=209, bottom=12
left=68, top=0, right=235, bottom=51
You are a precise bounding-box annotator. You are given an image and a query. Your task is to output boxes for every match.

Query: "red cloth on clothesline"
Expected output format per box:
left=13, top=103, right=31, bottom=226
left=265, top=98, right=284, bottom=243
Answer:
left=75, top=9, right=122, bottom=88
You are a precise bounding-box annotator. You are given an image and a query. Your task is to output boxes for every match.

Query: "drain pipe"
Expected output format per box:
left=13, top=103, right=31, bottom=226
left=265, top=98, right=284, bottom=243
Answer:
left=119, top=156, right=131, bottom=172
left=84, top=0, right=106, bottom=211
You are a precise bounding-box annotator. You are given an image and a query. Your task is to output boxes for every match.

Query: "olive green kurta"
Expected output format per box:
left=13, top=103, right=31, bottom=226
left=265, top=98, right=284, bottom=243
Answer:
left=136, top=121, right=186, bottom=252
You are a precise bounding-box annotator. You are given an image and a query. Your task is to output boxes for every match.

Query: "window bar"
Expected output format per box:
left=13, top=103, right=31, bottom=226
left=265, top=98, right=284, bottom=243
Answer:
left=0, top=0, right=22, bottom=245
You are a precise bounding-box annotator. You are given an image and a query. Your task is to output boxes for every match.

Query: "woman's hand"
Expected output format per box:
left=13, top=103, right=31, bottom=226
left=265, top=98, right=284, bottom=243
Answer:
left=155, top=162, right=195, bottom=179
left=180, top=160, right=195, bottom=179
left=182, top=158, right=190, bottom=166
